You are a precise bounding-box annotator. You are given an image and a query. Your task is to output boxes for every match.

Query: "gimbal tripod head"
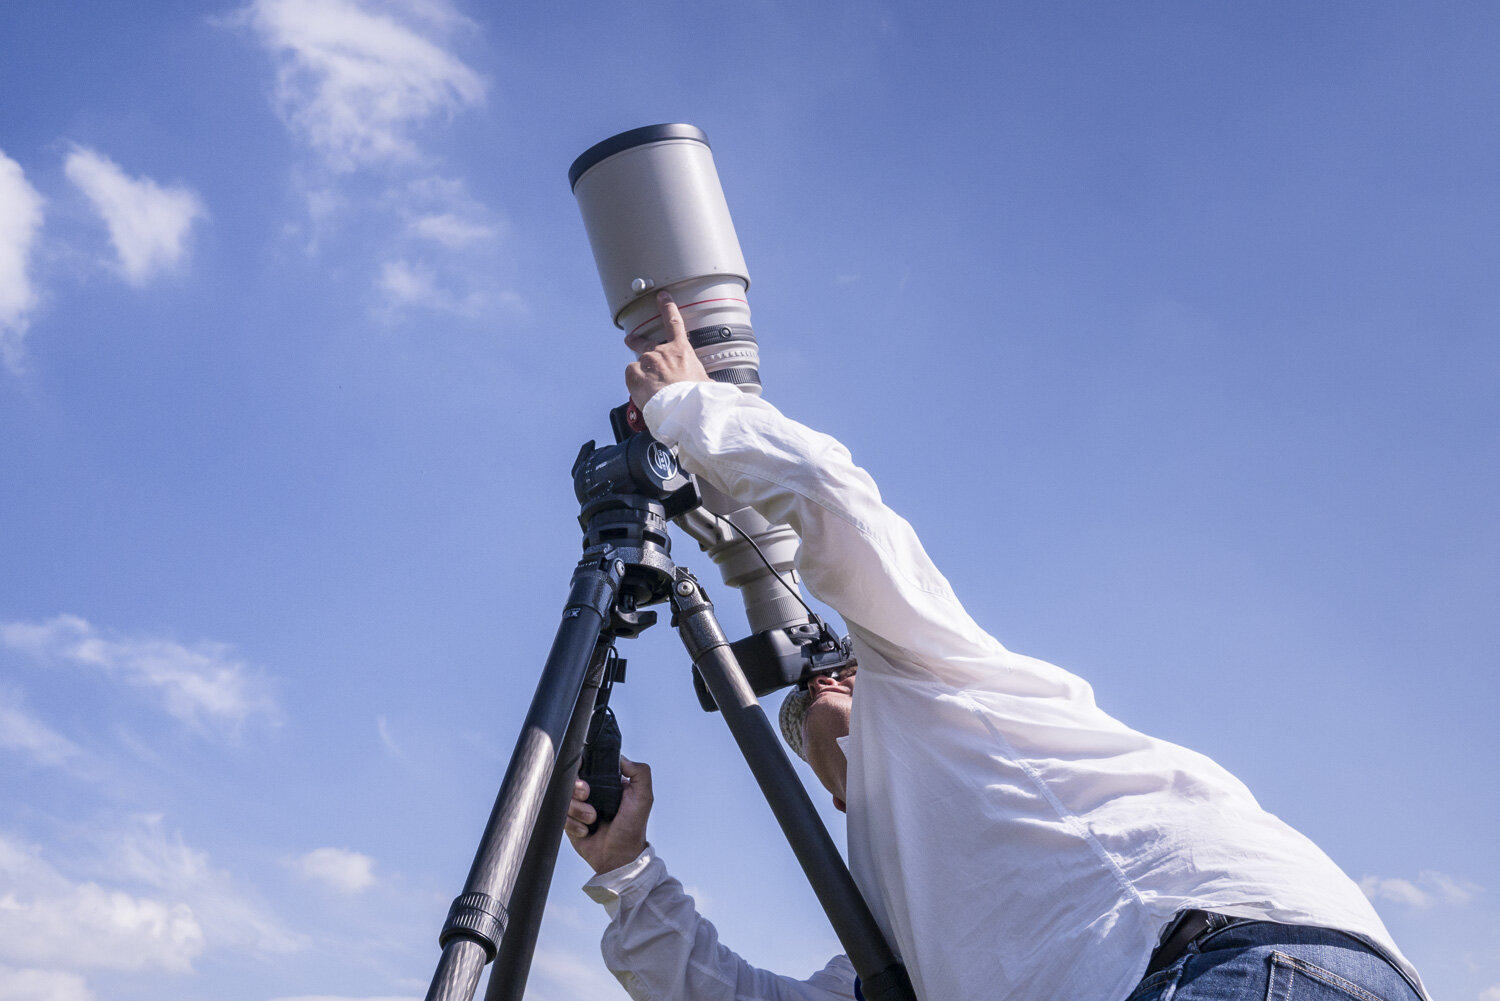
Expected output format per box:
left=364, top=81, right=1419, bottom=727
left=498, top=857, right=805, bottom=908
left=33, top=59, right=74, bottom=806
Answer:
left=571, top=407, right=700, bottom=636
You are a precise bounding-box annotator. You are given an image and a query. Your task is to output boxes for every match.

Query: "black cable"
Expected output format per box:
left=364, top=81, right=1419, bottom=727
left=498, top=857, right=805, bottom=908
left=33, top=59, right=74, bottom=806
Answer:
left=723, top=514, right=818, bottom=620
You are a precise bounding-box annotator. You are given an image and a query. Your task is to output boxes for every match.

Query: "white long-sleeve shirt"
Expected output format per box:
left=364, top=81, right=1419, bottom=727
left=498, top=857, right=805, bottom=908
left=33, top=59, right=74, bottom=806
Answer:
left=584, top=846, right=856, bottom=1001
left=585, top=380, right=1421, bottom=1001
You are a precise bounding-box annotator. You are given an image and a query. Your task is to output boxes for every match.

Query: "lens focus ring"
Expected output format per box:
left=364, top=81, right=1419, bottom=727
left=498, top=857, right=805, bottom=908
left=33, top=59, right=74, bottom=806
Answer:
left=688, top=323, right=760, bottom=389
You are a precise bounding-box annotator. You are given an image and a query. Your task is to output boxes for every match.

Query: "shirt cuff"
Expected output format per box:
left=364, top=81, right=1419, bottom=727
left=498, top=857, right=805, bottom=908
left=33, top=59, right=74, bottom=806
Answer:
left=642, top=380, right=740, bottom=445
left=581, top=844, right=663, bottom=917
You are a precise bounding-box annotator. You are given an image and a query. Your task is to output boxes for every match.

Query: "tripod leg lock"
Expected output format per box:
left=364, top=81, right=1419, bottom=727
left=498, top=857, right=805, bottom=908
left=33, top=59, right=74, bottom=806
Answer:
left=439, top=891, right=509, bottom=960
left=567, top=546, right=627, bottom=621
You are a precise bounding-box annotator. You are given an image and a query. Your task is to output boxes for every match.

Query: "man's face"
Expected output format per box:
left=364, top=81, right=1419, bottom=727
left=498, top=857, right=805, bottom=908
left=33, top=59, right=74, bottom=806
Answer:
left=802, top=667, right=856, bottom=812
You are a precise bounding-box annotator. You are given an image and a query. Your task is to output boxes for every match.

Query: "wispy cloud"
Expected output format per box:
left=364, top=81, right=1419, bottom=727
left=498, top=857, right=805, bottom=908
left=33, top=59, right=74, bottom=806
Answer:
left=0, top=964, right=94, bottom=1001
left=106, top=815, right=304, bottom=957
left=375, top=714, right=404, bottom=760
left=1359, top=870, right=1480, bottom=909
left=408, top=211, right=496, bottom=247
left=376, top=175, right=509, bottom=316
left=0, top=615, right=281, bottom=736
left=63, top=147, right=206, bottom=286
left=396, top=176, right=500, bottom=249
left=292, top=847, right=377, bottom=894
left=0, top=148, right=45, bottom=373
left=232, top=1, right=512, bottom=317
left=527, top=946, right=632, bottom=1001
left=377, top=257, right=481, bottom=315
left=0, top=689, right=83, bottom=768
left=0, top=833, right=205, bottom=974
left=238, top=0, right=484, bottom=173
left=0, top=819, right=303, bottom=987
left=267, top=995, right=419, bottom=1001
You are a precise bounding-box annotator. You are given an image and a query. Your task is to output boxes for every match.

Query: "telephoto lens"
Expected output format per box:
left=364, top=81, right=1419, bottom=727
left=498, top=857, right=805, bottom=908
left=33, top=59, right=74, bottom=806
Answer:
left=570, top=124, right=761, bottom=393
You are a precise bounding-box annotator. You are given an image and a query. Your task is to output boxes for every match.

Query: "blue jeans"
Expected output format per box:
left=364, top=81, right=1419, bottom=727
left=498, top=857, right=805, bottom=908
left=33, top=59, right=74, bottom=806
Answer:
left=1125, top=917, right=1424, bottom=1001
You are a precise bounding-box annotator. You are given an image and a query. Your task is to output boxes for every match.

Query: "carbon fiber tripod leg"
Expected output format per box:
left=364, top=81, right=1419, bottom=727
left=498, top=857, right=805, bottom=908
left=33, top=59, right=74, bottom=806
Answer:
left=424, top=548, right=626, bottom=1001
left=668, top=569, right=917, bottom=1001
left=483, top=636, right=615, bottom=1001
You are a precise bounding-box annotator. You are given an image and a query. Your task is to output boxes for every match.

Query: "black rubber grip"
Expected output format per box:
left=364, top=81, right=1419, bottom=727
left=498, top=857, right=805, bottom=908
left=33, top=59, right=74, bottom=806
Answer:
left=579, top=706, right=623, bottom=834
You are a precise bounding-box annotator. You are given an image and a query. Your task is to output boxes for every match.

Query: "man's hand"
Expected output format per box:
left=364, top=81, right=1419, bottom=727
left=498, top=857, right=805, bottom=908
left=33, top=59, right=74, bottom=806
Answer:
left=624, top=291, right=710, bottom=411
left=566, top=756, right=653, bottom=875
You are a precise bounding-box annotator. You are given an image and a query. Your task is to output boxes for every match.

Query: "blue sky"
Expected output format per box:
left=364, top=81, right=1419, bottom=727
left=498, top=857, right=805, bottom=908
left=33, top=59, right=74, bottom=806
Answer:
left=2, top=2, right=1497, bottom=1000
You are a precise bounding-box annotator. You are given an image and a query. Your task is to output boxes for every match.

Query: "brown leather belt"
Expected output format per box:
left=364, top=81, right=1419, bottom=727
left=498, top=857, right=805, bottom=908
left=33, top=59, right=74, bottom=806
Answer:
left=1144, top=910, right=1218, bottom=977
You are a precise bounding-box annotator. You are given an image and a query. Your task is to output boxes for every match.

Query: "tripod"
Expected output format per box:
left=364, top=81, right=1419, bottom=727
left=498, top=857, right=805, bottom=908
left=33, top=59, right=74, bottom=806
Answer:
left=422, top=414, right=917, bottom=1001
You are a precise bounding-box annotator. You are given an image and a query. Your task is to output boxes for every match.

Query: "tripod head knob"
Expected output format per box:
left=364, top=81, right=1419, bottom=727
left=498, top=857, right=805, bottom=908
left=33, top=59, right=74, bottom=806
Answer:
left=610, top=399, right=647, bottom=439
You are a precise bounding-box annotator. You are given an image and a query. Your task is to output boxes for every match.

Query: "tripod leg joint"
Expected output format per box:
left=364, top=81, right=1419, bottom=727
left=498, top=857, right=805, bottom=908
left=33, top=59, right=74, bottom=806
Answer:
left=669, top=569, right=731, bottom=660
left=439, top=891, right=508, bottom=961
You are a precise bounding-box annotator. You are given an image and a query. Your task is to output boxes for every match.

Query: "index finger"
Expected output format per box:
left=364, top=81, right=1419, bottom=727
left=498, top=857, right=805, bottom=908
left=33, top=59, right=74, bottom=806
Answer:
left=657, top=291, right=691, bottom=346
left=622, top=291, right=689, bottom=356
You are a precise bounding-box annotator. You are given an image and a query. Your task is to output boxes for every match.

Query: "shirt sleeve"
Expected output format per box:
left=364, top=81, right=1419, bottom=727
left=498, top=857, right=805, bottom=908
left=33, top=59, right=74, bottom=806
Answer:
left=582, top=845, right=856, bottom=1001
left=644, top=382, right=1010, bottom=687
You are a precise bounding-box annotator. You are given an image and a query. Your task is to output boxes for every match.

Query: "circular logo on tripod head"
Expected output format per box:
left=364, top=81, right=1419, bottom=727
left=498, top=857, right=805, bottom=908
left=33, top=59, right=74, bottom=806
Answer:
left=646, top=441, right=679, bottom=481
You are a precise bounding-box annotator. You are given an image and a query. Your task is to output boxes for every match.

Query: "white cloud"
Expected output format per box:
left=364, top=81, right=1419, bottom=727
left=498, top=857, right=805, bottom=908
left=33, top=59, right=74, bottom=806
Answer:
left=0, top=615, right=281, bottom=736
left=267, top=996, right=419, bottom=1001
left=377, top=257, right=522, bottom=318
left=0, top=964, right=93, bottom=1001
left=375, top=715, right=404, bottom=759
left=1358, top=875, right=1429, bottom=907
left=293, top=848, right=377, bottom=894
left=378, top=258, right=442, bottom=308
left=526, top=947, right=631, bottom=1001
left=408, top=212, right=495, bottom=248
left=0, top=691, right=82, bottom=768
left=376, top=176, right=510, bottom=315
left=0, top=820, right=301, bottom=984
left=1359, top=870, right=1481, bottom=909
left=1480, top=987, right=1500, bottom=1001
left=376, top=258, right=486, bottom=315
left=0, top=834, right=204, bottom=973
left=62, top=147, right=206, bottom=286
left=233, top=2, right=516, bottom=316
left=239, top=0, right=484, bottom=172
left=106, top=816, right=303, bottom=956
left=0, top=149, right=45, bottom=373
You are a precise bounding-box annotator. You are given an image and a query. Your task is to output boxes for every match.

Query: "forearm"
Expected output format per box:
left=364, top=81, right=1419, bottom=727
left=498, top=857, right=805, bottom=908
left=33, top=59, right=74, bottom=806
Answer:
left=644, top=382, right=1006, bottom=682
left=584, top=847, right=854, bottom=1001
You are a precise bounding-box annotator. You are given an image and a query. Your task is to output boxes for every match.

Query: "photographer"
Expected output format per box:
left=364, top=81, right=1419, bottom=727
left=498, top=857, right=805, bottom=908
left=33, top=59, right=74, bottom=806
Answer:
left=565, top=291, right=1427, bottom=1001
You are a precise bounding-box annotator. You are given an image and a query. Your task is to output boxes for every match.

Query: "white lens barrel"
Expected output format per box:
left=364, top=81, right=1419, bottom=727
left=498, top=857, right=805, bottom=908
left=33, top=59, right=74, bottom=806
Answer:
left=570, top=124, right=761, bottom=392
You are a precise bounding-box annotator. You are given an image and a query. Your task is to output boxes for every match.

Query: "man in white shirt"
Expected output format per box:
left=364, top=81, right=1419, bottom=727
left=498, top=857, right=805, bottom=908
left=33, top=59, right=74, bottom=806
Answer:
left=564, top=291, right=1427, bottom=1001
